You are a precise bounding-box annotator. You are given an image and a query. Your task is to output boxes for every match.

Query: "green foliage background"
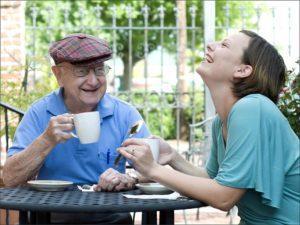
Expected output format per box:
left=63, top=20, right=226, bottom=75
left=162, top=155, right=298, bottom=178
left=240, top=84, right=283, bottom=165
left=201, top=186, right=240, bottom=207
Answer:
left=278, top=61, right=300, bottom=137
left=3, top=1, right=281, bottom=141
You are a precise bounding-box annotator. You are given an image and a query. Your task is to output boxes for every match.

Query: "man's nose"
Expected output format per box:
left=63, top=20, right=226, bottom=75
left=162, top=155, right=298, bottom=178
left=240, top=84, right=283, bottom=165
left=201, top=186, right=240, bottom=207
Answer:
left=86, top=69, right=98, bottom=84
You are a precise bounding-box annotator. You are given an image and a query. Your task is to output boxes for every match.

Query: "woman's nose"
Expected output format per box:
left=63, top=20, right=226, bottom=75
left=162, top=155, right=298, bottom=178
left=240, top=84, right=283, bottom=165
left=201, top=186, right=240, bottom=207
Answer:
left=206, top=42, right=215, bottom=52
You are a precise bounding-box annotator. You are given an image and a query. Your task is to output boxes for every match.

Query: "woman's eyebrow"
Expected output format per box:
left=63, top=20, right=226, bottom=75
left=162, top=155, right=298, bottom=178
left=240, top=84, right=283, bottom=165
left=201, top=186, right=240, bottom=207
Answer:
left=222, top=39, right=231, bottom=44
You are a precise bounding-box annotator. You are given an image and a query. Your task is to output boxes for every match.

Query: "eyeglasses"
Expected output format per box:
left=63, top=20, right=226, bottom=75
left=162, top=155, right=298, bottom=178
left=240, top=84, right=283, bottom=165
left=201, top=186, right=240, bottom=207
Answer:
left=58, top=64, right=111, bottom=77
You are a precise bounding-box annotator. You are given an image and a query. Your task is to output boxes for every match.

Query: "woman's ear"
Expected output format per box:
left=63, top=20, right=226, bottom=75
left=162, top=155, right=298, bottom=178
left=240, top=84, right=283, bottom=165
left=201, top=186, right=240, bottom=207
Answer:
left=52, top=66, right=64, bottom=87
left=233, top=64, right=253, bottom=79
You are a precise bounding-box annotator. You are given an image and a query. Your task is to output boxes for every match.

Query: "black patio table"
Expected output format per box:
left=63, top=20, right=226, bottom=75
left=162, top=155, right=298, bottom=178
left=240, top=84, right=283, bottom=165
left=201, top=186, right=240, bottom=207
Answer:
left=0, top=186, right=204, bottom=225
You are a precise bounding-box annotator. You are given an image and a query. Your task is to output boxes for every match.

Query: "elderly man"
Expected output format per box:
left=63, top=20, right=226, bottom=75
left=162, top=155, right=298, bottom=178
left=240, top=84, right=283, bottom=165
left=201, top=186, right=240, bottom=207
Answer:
left=3, top=33, right=150, bottom=224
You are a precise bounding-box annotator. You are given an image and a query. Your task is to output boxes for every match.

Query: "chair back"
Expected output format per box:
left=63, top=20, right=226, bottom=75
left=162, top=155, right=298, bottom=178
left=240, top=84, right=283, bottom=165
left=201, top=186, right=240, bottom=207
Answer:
left=186, top=116, right=215, bottom=166
left=0, top=101, right=24, bottom=187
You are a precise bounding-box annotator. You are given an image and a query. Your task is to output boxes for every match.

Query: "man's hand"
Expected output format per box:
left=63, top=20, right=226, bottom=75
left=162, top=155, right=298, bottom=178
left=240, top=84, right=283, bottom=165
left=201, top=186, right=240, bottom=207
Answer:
left=94, top=168, right=136, bottom=192
left=42, top=113, right=74, bottom=146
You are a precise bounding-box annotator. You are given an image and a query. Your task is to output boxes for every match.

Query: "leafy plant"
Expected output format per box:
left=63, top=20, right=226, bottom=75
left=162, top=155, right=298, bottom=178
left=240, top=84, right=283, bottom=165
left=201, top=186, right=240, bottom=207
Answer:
left=116, top=90, right=203, bottom=139
left=278, top=60, right=300, bottom=137
left=0, top=74, right=58, bottom=139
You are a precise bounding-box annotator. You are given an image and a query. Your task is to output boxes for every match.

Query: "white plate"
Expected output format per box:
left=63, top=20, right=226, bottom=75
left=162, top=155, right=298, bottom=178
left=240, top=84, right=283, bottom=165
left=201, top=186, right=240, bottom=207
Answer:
left=27, top=180, right=73, bottom=192
left=136, top=183, right=174, bottom=195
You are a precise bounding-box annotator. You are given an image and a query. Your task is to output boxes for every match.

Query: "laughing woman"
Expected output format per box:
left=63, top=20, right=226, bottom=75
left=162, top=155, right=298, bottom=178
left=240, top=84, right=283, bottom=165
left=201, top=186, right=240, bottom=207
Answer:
left=118, top=30, right=299, bottom=225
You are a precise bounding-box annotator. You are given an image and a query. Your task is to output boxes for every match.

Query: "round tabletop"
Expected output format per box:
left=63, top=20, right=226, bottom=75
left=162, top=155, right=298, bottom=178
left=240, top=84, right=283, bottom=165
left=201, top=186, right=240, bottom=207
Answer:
left=0, top=186, right=204, bottom=213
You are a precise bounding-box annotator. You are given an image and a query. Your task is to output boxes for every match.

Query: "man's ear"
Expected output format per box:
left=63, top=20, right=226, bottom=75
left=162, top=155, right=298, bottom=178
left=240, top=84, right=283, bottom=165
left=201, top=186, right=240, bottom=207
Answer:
left=233, top=64, right=253, bottom=79
left=52, top=66, right=64, bottom=87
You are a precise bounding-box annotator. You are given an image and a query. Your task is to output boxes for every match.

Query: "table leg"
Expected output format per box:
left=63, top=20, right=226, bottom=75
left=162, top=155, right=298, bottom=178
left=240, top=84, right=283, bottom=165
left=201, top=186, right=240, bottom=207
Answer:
left=29, top=212, right=36, bottom=224
left=35, top=212, right=50, bottom=224
left=142, top=211, right=157, bottom=225
left=159, top=210, right=174, bottom=225
left=19, top=211, right=28, bottom=224
left=5, top=209, right=9, bottom=225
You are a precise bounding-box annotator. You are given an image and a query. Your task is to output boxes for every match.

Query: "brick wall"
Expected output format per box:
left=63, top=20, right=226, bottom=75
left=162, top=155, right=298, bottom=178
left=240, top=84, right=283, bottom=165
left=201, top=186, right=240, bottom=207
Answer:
left=0, top=1, right=25, bottom=189
left=1, top=1, right=25, bottom=82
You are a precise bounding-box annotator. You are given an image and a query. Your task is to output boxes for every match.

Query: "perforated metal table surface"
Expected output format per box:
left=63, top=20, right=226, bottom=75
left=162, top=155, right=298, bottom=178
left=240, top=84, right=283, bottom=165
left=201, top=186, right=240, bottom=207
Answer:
left=0, top=186, right=204, bottom=225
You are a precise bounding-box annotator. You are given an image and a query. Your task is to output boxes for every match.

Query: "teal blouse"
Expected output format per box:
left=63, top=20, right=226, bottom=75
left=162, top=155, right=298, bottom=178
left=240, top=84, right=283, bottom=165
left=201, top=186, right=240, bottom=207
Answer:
left=206, top=94, right=299, bottom=225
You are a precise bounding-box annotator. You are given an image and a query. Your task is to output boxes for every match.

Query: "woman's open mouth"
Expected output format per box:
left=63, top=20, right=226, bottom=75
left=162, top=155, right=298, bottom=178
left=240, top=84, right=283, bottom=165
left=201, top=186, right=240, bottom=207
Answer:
left=205, top=53, right=213, bottom=63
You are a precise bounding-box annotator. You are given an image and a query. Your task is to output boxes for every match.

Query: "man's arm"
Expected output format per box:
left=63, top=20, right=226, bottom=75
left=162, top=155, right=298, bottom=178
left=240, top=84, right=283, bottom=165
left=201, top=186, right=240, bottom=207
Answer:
left=3, top=135, right=55, bottom=187
left=3, top=114, right=74, bottom=187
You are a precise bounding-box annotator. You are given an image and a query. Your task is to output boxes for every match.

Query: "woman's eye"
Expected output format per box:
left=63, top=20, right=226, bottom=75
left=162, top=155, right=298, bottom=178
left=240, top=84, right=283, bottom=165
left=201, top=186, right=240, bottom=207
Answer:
left=221, top=43, right=227, bottom=47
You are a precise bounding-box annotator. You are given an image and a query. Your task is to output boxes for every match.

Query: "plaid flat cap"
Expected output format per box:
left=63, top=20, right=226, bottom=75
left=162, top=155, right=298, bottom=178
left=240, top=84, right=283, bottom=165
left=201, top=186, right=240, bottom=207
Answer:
left=49, top=33, right=112, bottom=67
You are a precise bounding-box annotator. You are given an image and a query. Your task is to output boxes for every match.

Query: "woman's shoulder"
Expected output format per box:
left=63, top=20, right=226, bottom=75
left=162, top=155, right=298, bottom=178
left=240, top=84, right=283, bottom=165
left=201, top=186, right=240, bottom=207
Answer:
left=231, top=94, right=282, bottom=119
left=229, top=94, right=295, bottom=138
left=235, top=94, right=275, bottom=109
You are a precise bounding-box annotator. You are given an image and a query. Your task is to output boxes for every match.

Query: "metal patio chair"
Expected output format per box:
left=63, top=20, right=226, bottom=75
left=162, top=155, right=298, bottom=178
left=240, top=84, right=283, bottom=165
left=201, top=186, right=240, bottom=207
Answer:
left=182, top=116, right=215, bottom=224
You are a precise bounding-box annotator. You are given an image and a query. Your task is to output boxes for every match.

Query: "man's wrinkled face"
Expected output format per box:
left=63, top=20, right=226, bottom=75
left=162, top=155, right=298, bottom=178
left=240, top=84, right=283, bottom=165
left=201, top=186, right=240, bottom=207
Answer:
left=54, top=62, right=108, bottom=110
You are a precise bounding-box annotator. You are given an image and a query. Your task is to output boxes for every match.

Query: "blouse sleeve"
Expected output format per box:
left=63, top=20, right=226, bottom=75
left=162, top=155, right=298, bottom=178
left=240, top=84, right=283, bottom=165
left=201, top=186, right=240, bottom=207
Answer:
left=214, top=96, right=285, bottom=208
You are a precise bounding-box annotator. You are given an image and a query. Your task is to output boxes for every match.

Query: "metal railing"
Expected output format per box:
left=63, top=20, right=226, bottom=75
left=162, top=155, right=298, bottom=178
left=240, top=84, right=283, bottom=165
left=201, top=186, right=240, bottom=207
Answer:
left=2, top=1, right=299, bottom=163
left=0, top=102, right=24, bottom=225
left=21, top=2, right=298, bottom=152
left=0, top=102, right=24, bottom=151
left=186, top=116, right=215, bottom=167
left=0, top=101, right=24, bottom=183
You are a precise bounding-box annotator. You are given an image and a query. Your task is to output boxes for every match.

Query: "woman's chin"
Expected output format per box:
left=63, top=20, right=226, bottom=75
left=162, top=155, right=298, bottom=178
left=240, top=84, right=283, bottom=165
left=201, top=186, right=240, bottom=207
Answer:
left=196, top=65, right=207, bottom=78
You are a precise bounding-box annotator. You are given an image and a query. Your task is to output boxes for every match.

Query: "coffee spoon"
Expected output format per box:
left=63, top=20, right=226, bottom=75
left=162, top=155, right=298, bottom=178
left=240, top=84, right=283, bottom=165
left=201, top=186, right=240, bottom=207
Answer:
left=113, top=120, right=144, bottom=168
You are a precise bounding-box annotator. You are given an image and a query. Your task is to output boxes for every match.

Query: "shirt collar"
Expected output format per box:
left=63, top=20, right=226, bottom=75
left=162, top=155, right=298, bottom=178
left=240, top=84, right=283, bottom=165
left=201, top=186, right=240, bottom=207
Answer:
left=46, top=88, right=68, bottom=116
left=46, top=88, right=115, bottom=121
left=97, top=93, right=115, bottom=121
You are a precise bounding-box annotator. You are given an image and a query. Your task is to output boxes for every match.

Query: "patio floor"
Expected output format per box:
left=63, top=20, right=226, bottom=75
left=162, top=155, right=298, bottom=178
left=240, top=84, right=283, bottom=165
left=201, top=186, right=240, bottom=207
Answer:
left=133, top=207, right=241, bottom=224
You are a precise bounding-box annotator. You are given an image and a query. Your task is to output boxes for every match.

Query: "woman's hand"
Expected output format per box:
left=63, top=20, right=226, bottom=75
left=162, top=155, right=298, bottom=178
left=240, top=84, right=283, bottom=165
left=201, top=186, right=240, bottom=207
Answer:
left=149, top=135, right=177, bottom=166
left=118, top=138, right=160, bottom=179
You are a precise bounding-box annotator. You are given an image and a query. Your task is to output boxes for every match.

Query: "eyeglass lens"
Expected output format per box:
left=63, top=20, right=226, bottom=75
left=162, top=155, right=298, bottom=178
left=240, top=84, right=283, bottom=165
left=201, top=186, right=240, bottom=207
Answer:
left=74, top=65, right=110, bottom=77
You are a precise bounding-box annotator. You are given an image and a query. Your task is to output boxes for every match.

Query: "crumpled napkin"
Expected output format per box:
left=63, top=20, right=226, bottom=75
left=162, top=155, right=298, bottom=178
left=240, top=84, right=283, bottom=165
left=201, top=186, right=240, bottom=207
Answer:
left=123, top=191, right=182, bottom=200
left=77, top=185, right=97, bottom=192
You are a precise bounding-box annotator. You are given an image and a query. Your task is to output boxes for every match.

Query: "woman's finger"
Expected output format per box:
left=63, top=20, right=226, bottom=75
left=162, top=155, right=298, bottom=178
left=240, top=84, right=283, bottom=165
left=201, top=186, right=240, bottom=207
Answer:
left=122, top=138, right=148, bottom=147
left=148, top=135, right=161, bottom=139
left=118, top=147, right=135, bottom=161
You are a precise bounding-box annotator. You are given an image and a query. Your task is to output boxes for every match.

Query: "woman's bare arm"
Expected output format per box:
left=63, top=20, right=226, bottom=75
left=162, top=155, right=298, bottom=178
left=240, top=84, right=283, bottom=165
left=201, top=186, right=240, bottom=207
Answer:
left=150, top=164, right=245, bottom=211
left=169, top=151, right=210, bottom=178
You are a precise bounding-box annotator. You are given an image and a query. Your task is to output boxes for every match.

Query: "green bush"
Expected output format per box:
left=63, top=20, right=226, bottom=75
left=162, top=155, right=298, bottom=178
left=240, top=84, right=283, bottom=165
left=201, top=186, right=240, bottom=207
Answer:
left=117, top=90, right=204, bottom=139
left=278, top=61, right=300, bottom=137
left=0, top=75, right=58, bottom=139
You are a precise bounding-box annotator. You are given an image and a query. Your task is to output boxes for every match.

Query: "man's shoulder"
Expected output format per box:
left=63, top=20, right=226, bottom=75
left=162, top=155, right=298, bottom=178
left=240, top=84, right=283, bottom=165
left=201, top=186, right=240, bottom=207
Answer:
left=27, top=91, right=56, bottom=113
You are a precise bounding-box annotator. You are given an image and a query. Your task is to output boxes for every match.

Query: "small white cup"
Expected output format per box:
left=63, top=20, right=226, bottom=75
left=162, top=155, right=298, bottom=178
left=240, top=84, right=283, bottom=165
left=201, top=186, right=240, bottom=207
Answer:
left=140, top=138, right=159, bottom=162
left=72, top=111, right=100, bottom=144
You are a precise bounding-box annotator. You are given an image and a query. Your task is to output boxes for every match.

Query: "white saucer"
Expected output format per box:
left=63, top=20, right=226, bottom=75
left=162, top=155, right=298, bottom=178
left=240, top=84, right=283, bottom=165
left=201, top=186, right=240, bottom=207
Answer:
left=27, top=180, right=73, bottom=192
left=136, top=183, right=174, bottom=195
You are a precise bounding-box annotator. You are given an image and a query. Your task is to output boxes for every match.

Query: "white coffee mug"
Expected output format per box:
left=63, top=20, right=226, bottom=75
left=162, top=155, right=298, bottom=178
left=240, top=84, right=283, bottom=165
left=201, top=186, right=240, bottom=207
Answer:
left=140, top=138, right=159, bottom=162
left=71, top=111, right=100, bottom=144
